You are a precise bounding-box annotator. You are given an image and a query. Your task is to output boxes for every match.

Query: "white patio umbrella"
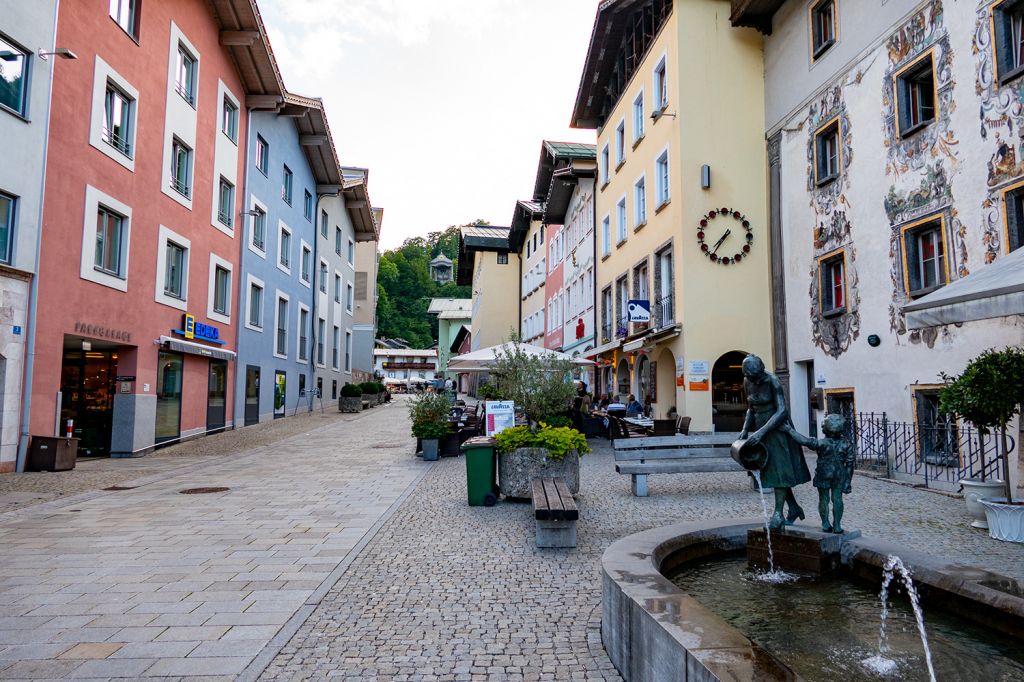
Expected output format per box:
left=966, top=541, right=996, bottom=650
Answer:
left=448, top=342, right=595, bottom=372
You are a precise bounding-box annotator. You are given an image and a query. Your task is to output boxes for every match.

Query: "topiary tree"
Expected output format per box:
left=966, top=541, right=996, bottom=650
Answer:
left=940, top=346, right=1024, bottom=504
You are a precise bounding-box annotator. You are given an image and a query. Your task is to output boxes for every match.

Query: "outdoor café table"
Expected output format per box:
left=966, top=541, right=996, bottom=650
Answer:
left=622, top=416, right=654, bottom=429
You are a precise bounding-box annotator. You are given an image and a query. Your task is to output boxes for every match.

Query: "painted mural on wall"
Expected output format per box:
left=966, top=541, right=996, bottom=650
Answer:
left=881, top=1, right=966, bottom=344
left=806, top=84, right=860, bottom=357
left=973, top=0, right=1024, bottom=264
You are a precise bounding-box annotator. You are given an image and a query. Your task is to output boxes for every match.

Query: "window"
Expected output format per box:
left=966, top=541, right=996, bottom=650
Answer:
left=601, top=287, right=613, bottom=340
left=282, top=165, right=293, bottom=205
left=811, top=0, right=836, bottom=59
left=655, top=247, right=674, bottom=326
left=815, top=119, right=840, bottom=185
left=601, top=216, right=611, bottom=257
left=347, top=239, right=355, bottom=264
left=913, top=387, right=959, bottom=465
left=248, top=281, right=263, bottom=328
left=0, top=192, right=13, bottom=265
left=600, top=145, right=610, bottom=185
left=994, top=0, right=1024, bottom=83
left=0, top=36, right=27, bottom=117
left=95, top=206, right=125, bottom=277
left=319, top=209, right=328, bottom=238
left=345, top=331, right=352, bottom=372
left=615, top=120, right=625, bottom=167
left=819, top=251, right=846, bottom=315
left=164, top=241, right=187, bottom=299
left=634, top=177, right=646, bottom=227
left=217, top=177, right=234, bottom=227
left=655, top=151, right=670, bottom=207
left=654, top=57, right=668, bottom=111
left=222, top=96, right=238, bottom=142
left=317, top=318, right=326, bottom=366
left=902, top=217, right=947, bottom=296
left=170, top=137, right=192, bottom=198
left=304, top=190, right=313, bottom=221
left=526, top=240, right=531, bottom=258
left=616, top=198, right=627, bottom=243
left=276, top=296, right=288, bottom=355
left=279, top=225, right=291, bottom=270
left=334, top=273, right=342, bottom=302
left=213, top=265, right=230, bottom=315
left=108, top=0, right=138, bottom=37
left=332, top=326, right=340, bottom=369
left=346, top=283, right=354, bottom=311
left=497, top=252, right=508, bottom=264
left=251, top=206, right=266, bottom=251
left=298, top=307, right=309, bottom=360
left=301, top=244, right=311, bottom=283
left=1004, top=183, right=1024, bottom=252
left=335, top=227, right=343, bottom=256
left=319, top=260, right=328, bottom=293
left=255, top=136, right=269, bottom=175
left=896, top=54, right=936, bottom=138
left=103, top=83, right=134, bottom=157
left=174, top=43, right=197, bottom=106
left=632, top=91, right=645, bottom=142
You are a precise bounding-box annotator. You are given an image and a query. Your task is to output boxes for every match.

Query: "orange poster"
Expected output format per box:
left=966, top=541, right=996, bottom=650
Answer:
left=688, top=376, right=709, bottom=391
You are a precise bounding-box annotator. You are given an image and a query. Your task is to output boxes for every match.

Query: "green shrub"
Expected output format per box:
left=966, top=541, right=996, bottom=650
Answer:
left=359, top=381, right=377, bottom=395
left=408, top=392, right=452, bottom=440
left=542, top=414, right=572, bottom=428
left=412, top=419, right=451, bottom=440
left=494, top=423, right=590, bottom=461
left=340, top=383, right=362, bottom=398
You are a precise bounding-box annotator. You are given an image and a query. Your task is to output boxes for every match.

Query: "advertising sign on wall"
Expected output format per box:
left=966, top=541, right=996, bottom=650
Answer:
left=485, top=401, right=515, bottom=436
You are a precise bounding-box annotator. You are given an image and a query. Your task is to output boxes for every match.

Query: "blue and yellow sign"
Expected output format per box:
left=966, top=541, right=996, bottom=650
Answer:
left=174, top=314, right=223, bottom=345
left=183, top=313, right=196, bottom=339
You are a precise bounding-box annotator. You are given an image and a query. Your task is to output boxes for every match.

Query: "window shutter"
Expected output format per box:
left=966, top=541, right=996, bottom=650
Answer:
left=905, top=229, right=921, bottom=292
left=1008, top=191, right=1024, bottom=252
left=354, top=271, right=368, bottom=301
left=994, top=7, right=1012, bottom=78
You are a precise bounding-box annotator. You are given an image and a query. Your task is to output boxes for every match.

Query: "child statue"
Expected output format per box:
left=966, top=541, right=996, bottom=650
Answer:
left=783, top=414, right=855, bottom=534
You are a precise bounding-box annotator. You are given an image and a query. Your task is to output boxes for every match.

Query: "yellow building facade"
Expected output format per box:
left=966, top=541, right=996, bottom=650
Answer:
left=457, top=225, right=521, bottom=351
left=574, top=0, right=772, bottom=432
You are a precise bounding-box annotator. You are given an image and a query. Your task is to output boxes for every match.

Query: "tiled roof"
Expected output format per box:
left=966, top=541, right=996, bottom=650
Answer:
left=427, top=298, right=472, bottom=315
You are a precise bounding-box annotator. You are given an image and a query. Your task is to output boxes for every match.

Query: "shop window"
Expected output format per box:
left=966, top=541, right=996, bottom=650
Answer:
left=819, top=251, right=846, bottom=315
left=0, top=192, right=14, bottom=265
left=109, top=0, right=140, bottom=39
left=174, top=42, right=197, bottom=106
left=901, top=217, right=947, bottom=297
left=811, top=0, right=836, bottom=60
left=814, top=119, right=840, bottom=185
left=222, top=95, right=238, bottom=142
left=994, top=0, right=1024, bottom=84
left=896, top=54, right=936, bottom=138
left=217, top=177, right=234, bottom=227
left=0, top=35, right=28, bottom=117
left=1003, top=183, right=1024, bottom=252
left=256, top=135, right=269, bottom=175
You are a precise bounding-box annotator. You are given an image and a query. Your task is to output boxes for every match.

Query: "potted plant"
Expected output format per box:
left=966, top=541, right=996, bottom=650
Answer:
left=494, top=422, right=591, bottom=497
left=339, top=383, right=363, bottom=413
left=360, top=381, right=378, bottom=408
left=414, top=419, right=451, bottom=461
left=409, top=392, right=453, bottom=461
left=376, top=381, right=387, bottom=405
left=941, top=346, right=1024, bottom=542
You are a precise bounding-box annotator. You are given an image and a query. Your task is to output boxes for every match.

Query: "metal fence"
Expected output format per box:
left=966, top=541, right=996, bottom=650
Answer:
left=851, top=412, right=1014, bottom=490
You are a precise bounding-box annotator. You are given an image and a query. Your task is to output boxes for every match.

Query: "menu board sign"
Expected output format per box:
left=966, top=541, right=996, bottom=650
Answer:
left=485, top=401, right=515, bottom=436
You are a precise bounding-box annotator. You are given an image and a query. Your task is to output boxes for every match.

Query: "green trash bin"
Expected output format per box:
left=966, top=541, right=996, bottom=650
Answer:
left=462, top=436, right=499, bottom=506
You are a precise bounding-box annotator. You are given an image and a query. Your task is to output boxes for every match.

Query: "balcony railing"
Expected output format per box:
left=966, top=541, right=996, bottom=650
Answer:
left=653, top=293, right=675, bottom=328
left=601, top=321, right=612, bottom=344
left=170, top=175, right=191, bottom=199
left=276, top=329, right=286, bottom=354
left=217, top=208, right=233, bottom=227
left=102, top=127, right=132, bottom=157
left=615, top=314, right=629, bottom=339
left=382, top=361, right=435, bottom=370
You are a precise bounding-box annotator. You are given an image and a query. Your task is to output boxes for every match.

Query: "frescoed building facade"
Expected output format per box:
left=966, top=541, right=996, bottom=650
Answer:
left=0, top=0, right=59, bottom=472
left=732, top=0, right=1022, bottom=484
left=28, top=0, right=282, bottom=458
left=573, top=0, right=772, bottom=431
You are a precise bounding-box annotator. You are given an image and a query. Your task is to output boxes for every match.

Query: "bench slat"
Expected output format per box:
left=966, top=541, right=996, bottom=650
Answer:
left=613, top=434, right=737, bottom=450
left=616, top=460, right=745, bottom=475
left=531, top=479, right=549, bottom=519
left=541, top=478, right=564, bottom=520
left=553, top=478, right=579, bottom=520
left=613, top=448, right=734, bottom=462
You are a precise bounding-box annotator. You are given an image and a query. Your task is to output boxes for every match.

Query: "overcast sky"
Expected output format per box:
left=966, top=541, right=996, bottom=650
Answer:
left=260, top=0, right=598, bottom=250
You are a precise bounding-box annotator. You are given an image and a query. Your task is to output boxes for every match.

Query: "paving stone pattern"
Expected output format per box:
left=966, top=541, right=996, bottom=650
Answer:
left=0, top=402, right=423, bottom=680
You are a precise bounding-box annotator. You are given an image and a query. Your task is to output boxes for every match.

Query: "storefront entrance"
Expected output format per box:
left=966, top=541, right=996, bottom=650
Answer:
left=207, top=360, right=227, bottom=434
left=712, top=351, right=748, bottom=433
left=60, top=348, right=118, bottom=456
left=244, top=365, right=260, bottom=426
left=274, top=371, right=286, bottom=418
left=155, top=351, right=183, bottom=445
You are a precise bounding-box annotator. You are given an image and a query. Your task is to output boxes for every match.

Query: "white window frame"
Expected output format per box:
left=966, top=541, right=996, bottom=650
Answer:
left=161, top=23, right=199, bottom=211
left=332, top=324, right=341, bottom=370
left=245, top=274, right=265, bottom=332
left=316, top=316, right=327, bottom=368
left=277, top=221, right=292, bottom=275
left=601, top=215, right=611, bottom=257
left=346, top=282, right=354, bottom=313
left=632, top=89, right=645, bottom=143
left=318, top=258, right=329, bottom=294
left=207, top=253, right=233, bottom=324
left=89, top=55, right=139, bottom=171
left=347, top=238, right=355, bottom=266
left=615, top=119, right=626, bottom=167
left=616, top=197, right=627, bottom=244
left=248, top=196, right=267, bottom=257
left=344, top=330, right=352, bottom=373
left=273, top=290, right=290, bottom=359
left=334, top=271, right=342, bottom=303
left=600, top=144, right=610, bottom=185
left=80, top=185, right=132, bottom=292
left=297, top=303, right=311, bottom=361
left=655, top=147, right=671, bottom=208
left=299, top=239, right=312, bottom=287
left=653, top=53, right=668, bottom=112
left=154, top=224, right=190, bottom=311
left=634, top=174, right=647, bottom=227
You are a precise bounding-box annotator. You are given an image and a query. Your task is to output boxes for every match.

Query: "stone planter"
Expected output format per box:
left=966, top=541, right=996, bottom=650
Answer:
left=422, top=439, right=440, bottom=461
left=981, top=498, right=1024, bottom=543
left=962, top=479, right=1005, bottom=529
left=498, top=447, right=580, bottom=499
left=338, top=396, right=362, bottom=413
left=362, top=394, right=376, bottom=407
left=377, top=392, right=386, bottom=405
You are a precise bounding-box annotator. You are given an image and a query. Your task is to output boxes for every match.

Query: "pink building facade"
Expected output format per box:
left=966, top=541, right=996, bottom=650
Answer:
left=543, top=223, right=565, bottom=351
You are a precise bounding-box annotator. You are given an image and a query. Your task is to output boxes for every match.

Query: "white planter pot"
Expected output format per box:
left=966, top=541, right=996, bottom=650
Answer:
left=961, top=479, right=1006, bottom=529
left=980, top=498, right=1024, bottom=543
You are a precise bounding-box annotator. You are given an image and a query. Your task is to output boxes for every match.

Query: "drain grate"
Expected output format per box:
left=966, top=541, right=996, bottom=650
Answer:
left=103, top=485, right=137, bottom=491
left=179, top=486, right=230, bottom=495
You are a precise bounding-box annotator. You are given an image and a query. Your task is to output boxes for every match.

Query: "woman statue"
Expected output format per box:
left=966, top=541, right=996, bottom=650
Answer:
left=738, top=354, right=811, bottom=529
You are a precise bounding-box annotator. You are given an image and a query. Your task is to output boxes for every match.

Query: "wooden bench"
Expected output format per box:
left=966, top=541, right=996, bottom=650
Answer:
left=613, top=433, right=744, bottom=497
left=531, top=477, right=579, bottom=548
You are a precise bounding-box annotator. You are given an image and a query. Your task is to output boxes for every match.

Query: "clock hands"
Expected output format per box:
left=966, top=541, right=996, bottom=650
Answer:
left=711, top=229, right=732, bottom=254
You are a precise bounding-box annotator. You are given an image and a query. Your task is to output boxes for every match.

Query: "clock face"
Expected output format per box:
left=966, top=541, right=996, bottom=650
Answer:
left=696, top=208, right=754, bottom=266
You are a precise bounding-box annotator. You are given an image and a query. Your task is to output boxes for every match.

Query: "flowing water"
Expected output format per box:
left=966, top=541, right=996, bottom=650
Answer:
left=751, top=470, right=797, bottom=584
left=670, top=555, right=1024, bottom=681
left=864, top=555, right=936, bottom=681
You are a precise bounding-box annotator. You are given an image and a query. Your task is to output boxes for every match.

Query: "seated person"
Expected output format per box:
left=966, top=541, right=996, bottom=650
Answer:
left=598, top=396, right=610, bottom=410
left=577, top=383, right=593, bottom=415
left=625, top=394, right=643, bottom=415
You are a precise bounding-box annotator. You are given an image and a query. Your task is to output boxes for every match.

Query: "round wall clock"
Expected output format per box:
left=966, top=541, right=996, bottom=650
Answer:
left=696, top=208, right=754, bottom=266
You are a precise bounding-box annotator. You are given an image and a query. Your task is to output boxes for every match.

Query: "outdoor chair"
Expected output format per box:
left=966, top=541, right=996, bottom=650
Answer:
left=676, top=415, right=691, bottom=435
left=609, top=417, right=644, bottom=441
left=652, top=419, right=675, bottom=436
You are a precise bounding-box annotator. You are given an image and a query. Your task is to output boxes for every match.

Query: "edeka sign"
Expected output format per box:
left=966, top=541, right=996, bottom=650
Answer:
left=174, top=314, right=223, bottom=345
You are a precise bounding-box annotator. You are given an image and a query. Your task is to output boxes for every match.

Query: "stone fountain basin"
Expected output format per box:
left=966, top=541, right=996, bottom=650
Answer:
left=601, top=519, right=1024, bottom=682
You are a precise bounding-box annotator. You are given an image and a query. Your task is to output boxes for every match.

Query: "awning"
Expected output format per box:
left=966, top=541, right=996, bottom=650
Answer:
left=622, top=338, right=645, bottom=353
left=160, top=336, right=237, bottom=362
left=584, top=339, right=622, bottom=358
left=904, top=249, right=1024, bottom=329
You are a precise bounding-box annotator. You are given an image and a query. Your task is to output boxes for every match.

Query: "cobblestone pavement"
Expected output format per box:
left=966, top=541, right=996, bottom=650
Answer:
left=262, top=432, right=1024, bottom=681
left=0, top=407, right=365, bottom=515
left=0, top=401, right=425, bottom=680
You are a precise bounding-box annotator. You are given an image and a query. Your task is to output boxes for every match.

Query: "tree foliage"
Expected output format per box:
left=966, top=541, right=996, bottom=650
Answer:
left=490, top=341, right=577, bottom=424
left=375, top=221, right=483, bottom=347
left=939, top=346, right=1024, bottom=434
